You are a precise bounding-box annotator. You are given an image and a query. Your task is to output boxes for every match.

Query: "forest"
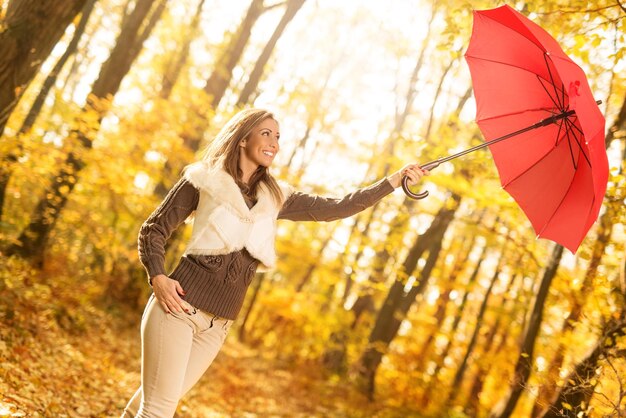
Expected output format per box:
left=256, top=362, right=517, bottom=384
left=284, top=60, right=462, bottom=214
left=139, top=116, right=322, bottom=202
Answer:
left=0, top=0, right=625, bottom=417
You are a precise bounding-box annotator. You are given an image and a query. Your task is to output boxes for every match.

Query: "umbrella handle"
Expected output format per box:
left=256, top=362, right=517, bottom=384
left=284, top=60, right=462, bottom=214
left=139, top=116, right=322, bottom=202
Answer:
left=402, top=178, right=429, bottom=199
left=401, top=159, right=442, bottom=200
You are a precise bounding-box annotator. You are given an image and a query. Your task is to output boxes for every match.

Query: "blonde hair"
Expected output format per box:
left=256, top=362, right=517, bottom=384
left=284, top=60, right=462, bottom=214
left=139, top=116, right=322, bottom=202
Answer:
left=202, top=108, right=284, bottom=204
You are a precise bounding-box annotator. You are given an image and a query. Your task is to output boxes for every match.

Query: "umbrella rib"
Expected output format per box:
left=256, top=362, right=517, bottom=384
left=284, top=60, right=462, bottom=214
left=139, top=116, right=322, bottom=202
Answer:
left=564, top=117, right=592, bottom=167
left=478, top=13, right=548, bottom=58
left=478, top=106, right=559, bottom=124
left=501, top=117, right=588, bottom=191
left=534, top=149, right=597, bottom=243
left=554, top=117, right=564, bottom=147
left=536, top=75, right=563, bottom=110
left=466, top=56, right=561, bottom=89
left=563, top=120, right=578, bottom=170
left=565, top=115, right=585, bottom=137
left=543, top=53, right=565, bottom=110
left=501, top=144, right=558, bottom=189
left=535, top=171, right=580, bottom=240
left=501, top=143, right=580, bottom=240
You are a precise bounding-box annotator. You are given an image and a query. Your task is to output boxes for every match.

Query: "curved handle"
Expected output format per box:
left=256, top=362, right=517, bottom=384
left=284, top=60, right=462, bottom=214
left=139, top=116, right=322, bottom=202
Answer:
left=400, top=159, right=442, bottom=200
left=402, top=176, right=429, bottom=199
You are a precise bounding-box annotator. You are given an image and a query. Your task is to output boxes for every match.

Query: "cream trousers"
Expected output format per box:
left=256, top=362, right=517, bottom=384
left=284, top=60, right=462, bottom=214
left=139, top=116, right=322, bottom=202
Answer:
left=122, top=294, right=231, bottom=418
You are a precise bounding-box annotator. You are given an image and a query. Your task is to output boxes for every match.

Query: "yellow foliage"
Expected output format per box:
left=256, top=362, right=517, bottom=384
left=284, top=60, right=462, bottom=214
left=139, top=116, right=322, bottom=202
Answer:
left=0, top=0, right=624, bottom=416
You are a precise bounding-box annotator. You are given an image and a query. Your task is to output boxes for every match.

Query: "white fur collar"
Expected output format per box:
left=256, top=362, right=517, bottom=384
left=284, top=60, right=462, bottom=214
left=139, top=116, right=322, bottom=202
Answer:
left=183, top=161, right=291, bottom=217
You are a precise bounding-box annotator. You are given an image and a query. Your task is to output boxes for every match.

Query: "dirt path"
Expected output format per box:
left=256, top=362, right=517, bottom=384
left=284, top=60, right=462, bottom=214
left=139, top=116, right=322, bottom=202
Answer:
left=0, top=314, right=392, bottom=418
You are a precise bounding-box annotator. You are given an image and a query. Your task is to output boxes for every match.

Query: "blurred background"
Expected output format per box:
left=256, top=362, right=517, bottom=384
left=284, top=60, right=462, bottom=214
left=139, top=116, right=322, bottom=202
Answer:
left=0, top=0, right=625, bottom=416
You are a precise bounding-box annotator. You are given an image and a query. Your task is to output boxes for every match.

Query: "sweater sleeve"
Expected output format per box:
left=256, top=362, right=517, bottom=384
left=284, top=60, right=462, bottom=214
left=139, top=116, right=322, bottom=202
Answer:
left=137, top=178, right=199, bottom=282
left=277, top=177, right=395, bottom=222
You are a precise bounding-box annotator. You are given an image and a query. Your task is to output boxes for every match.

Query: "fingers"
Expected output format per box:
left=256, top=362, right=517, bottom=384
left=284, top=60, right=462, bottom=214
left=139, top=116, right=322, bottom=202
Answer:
left=160, top=293, right=188, bottom=314
left=154, top=278, right=188, bottom=314
left=401, top=164, right=429, bottom=185
left=175, top=281, right=186, bottom=297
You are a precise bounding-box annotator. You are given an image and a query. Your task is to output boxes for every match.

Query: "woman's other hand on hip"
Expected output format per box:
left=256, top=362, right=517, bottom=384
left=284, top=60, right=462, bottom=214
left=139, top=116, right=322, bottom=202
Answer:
left=151, top=274, right=188, bottom=314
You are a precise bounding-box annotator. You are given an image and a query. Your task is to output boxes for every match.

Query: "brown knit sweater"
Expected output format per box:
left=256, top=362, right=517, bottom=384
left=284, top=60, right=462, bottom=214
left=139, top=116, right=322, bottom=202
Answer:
left=138, top=176, right=394, bottom=319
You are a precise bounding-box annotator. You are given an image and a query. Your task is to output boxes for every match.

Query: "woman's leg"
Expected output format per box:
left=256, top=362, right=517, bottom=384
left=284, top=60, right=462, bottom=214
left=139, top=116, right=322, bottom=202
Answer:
left=179, top=315, right=232, bottom=397
left=121, top=388, right=141, bottom=417
left=122, top=298, right=232, bottom=417
left=122, top=295, right=195, bottom=418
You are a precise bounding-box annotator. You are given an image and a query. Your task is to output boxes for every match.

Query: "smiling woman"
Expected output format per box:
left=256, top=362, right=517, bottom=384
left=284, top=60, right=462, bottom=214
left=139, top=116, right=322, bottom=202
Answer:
left=121, top=107, right=428, bottom=417
left=239, top=117, right=281, bottom=182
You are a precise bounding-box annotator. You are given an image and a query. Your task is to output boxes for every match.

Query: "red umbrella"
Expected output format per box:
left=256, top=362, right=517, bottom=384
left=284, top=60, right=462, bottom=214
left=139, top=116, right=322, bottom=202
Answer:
left=403, top=5, right=608, bottom=253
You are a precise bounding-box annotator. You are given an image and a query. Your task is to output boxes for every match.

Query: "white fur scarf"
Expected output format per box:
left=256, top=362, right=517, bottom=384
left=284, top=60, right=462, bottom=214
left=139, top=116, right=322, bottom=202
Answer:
left=182, top=161, right=293, bottom=268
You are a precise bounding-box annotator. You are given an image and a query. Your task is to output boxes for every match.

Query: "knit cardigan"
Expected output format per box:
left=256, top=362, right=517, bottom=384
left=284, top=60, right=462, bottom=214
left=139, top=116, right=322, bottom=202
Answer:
left=138, top=166, right=395, bottom=319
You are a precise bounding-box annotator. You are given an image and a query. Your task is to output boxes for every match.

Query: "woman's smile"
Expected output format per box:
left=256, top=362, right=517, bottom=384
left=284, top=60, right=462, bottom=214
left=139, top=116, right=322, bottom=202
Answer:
left=240, top=118, right=280, bottom=170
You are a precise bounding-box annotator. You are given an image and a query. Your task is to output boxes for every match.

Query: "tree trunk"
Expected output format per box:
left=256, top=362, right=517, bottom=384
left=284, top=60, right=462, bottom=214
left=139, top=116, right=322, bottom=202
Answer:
left=357, top=194, right=461, bottom=399
left=92, top=0, right=166, bottom=98
left=414, top=211, right=487, bottom=369
left=152, top=0, right=266, bottom=198
left=464, top=272, right=521, bottom=416
left=604, top=89, right=626, bottom=148
left=423, top=47, right=464, bottom=142
left=236, top=0, right=306, bottom=106
left=159, top=0, right=207, bottom=100
left=490, top=244, right=565, bottom=418
left=18, top=0, right=97, bottom=136
left=319, top=15, right=444, bottom=367
left=0, top=0, right=87, bottom=137
left=531, top=90, right=624, bottom=417
left=0, top=0, right=98, bottom=221
left=6, top=0, right=166, bottom=265
left=346, top=60, right=470, bottom=331
left=381, top=2, right=438, bottom=177
left=531, top=205, right=617, bottom=417
left=542, top=312, right=626, bottom=418
left=238, top=272, right=267, bottom=343
left=348, top=199, right=415, bottom=327
left=204, top=0, right=264, bottom=108
left=321, top=3, right=442, bottom=322
left=448, top=244, right=506, bottom=405
left=295, top=229, right=336, bottom=292
left=421, top=245, right=488, bottom=408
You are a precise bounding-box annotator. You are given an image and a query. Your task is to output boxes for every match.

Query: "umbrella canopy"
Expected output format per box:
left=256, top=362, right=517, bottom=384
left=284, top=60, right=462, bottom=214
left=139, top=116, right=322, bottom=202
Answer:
left=464, top=4, right=608, bottom=253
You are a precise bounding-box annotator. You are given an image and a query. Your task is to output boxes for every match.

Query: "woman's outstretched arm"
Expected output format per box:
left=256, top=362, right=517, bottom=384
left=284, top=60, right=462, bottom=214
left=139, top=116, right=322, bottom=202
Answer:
left=278, top=164, right=427, bottom=222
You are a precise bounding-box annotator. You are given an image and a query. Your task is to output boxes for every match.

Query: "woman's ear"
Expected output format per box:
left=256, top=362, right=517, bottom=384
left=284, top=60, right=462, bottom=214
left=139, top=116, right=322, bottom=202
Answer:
left=239, top=139, right=247, bottom=148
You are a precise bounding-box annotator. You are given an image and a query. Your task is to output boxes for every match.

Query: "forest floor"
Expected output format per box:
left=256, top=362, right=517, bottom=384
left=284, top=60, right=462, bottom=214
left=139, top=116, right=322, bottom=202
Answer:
left=0, top=259, right=424, bottom=418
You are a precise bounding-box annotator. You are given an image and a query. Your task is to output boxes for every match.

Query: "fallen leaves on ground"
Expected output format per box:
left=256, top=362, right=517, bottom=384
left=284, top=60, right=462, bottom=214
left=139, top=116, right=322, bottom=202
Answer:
left=0, top=258, right=419, bottom=418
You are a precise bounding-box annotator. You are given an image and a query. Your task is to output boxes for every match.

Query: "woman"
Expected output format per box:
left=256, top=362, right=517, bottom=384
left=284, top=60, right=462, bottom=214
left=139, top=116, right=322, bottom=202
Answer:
left=122, top=108, right=427, bottom=417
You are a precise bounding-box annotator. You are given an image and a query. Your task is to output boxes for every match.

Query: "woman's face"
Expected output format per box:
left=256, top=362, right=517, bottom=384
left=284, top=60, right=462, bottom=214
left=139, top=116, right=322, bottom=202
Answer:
left=240, top=118, right=280, bottom=169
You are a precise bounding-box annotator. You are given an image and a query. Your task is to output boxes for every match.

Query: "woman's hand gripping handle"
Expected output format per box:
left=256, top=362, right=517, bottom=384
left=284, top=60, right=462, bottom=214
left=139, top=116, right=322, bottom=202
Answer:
left=401, top=159, right=441, bottom=199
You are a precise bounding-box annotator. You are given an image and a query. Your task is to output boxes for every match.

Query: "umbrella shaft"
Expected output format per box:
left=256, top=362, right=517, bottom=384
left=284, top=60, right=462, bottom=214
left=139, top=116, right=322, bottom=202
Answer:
left=420, top=102, right=600, bottom=171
